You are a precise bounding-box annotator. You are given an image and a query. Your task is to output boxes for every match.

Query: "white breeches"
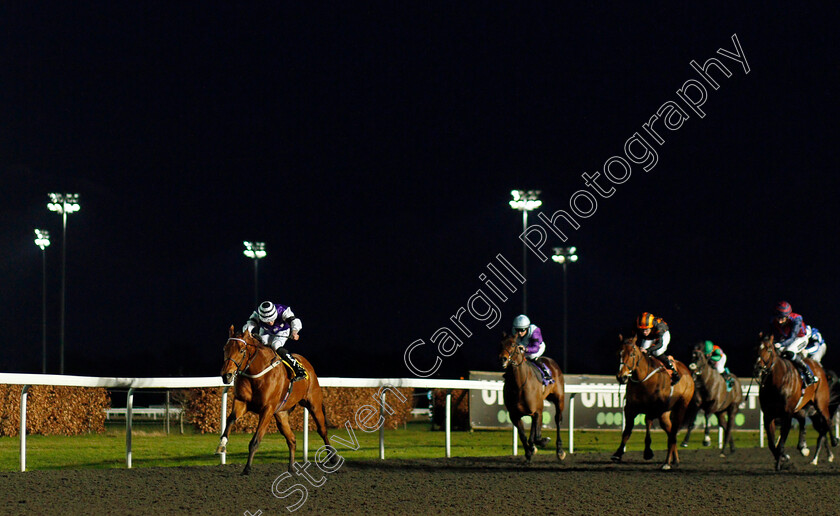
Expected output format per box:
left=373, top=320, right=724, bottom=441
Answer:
left=641, top=331, right=670, bottom=357
left=712, top=354, right=727, bottom=374
left=805, top=342, right=826, bottom=363
left=778, top=333, right=810, bottom=356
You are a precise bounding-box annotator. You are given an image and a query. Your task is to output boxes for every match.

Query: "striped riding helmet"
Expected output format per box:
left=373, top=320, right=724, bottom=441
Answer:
left=258, top=301, right=278, bottom=323
left=636, top=312, right=655, bottom=330
left=775, top=301, right=792, bottom=318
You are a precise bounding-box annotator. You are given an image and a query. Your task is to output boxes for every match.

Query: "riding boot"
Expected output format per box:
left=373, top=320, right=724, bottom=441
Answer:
left=665, top=356, right=680, bottom=384
left=792, top=354, right=816, bottom=386
left=276, top=347, right=307, bottom=382
left=722, top=368, right=734, bottom=390
left=538, top=360, right=554, bottom=385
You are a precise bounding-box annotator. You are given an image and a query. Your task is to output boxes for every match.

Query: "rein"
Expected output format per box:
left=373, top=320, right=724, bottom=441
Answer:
left=224, top=337, right=281, bottom=380
left=620, top=345, right=662, bottom=383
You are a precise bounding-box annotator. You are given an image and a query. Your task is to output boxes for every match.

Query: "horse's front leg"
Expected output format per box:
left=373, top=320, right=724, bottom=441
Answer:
left=513, top=415, right=535, bottom=462
left=764, top=413, right=778, bottom=462
left=775, top=417, right=793, bottom=472
left=611, top=407, right=637, bottom=462
left=643, top=416, right=654, bottom=460
left=703, top=412, right=712, bottom=447
left=216, top=398, right=247, bottom=455
left=659, top=411, right=677, bottom=470
left=242, top=406, right=276, bottom=476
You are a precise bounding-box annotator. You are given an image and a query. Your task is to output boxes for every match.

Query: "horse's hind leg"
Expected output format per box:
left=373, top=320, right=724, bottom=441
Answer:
left=302, top=399, right=339, bottom=466
left=611, top=408, right=636, bottom=463
left=243, top=407, right=276, bottom=475
left=274, top=411, right=298, bottom=473
left=808, top=411, right=832, bottom=466
left=553, top=401, right=566, bottom=461
left=680, top=410, right=697, bottom=448
left=217, top=398, right=247, bottom=455
left=795, top=414, right=810, bottom=457
left=643, top=417, right=654, bottom=461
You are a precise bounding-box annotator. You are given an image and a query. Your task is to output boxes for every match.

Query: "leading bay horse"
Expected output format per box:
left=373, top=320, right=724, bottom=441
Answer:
left=499, top=333, right=567, bottom=462
left=680, top=343, right=742, bottom=456
left=217, top=326, right=336, bottom=475
left=613, top=334, right=694, bottom=470
left=754, top=333, right=836, bottom=470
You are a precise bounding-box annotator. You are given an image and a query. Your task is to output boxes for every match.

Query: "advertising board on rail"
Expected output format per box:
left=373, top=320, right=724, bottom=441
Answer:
left=468, top=371, right=761, bottom=430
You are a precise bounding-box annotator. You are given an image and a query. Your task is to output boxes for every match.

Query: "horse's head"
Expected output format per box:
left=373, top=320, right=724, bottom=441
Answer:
left=220, top=325, right=259, bottom=384
left=616, top=334, right=640, bottom=384
left=754, top=332, right=777, bottom=378
left=498, top=332, right=524, bottom=369
left=688, top=342, right=707, bottom=376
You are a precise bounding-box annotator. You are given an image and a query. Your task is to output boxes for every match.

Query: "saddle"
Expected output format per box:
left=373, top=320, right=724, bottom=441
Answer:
left=527, top=359, right=554, bottom=386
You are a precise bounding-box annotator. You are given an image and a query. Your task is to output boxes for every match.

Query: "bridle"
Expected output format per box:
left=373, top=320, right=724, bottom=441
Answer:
left=618, top=342, right=661, bottom=383
left=500, top=341, right=525, bottom=369
left=754, top=340, right=777, bottom=382
left=223, top=337, right=261, bottom=379
left=688, top=349, right=705, bottom=377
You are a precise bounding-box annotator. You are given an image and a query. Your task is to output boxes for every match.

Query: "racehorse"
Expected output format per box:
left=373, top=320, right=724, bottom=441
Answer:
left=753, top=333, right=836, bottom=470
left=217, top=326, right=337, bottom=475
left=680, top=343, right=742, bottom=456
left=499, top=333, right=567, bottom=462
left=613, top=334, right=694, bottom=470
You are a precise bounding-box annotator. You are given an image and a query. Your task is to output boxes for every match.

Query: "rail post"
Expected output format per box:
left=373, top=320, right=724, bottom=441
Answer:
left=512, top=424, right=518, bottom=456
left=379, top=390, right=386, bottom=459
left=126, top=388, right=134, bottom=468
left=568, top=393, right=576, bottom=454
left=220, top=386, right=229, bottom=465
left=445, top=391, right=451, bottom=458
left=303, top=407, right=309, bottom=462
left=20, top=385, right=29, bottom=472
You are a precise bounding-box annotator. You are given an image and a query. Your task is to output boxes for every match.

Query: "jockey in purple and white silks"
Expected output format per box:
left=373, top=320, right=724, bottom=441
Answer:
left=243, top=301, right=307, bottom=382
left=511, top=314, right=553, bottom=384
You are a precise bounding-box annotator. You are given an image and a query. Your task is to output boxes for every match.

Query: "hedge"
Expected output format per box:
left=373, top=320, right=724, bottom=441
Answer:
left=0, top=385, right=110, bottom=436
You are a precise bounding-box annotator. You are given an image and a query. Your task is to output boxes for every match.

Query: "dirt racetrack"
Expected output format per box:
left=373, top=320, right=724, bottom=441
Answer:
left=2, top=447, right=839, bottom=515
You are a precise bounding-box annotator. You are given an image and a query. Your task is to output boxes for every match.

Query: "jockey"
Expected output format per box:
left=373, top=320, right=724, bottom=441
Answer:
left=703, top=340, right=734, bottom=386
left=804, top=325, right=827, bottom=364
left=635, top=312, right=679, bottom=384
left=244, top=300, right=307, bottom=382
left=511, top=314, right=554, bottom=385
left=770, top=301, right=816, bottom=386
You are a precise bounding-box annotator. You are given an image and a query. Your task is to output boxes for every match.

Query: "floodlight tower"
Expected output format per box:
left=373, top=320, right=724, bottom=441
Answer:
left=552, top=246, right=578, bottom=373
left=47, top=193, right=80, bottom=374
left=34, top=229, right=50, bottom=373
left=243, top=241, right=267, bottom=306
left=509, top=190, right=542, bottom=314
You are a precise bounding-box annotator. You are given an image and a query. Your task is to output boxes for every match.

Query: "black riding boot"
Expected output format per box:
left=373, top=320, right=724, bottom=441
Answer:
left=664, top=356, right=680, bottom=384
left=276, top=347, right=307, bottom=382
left=791, top=354, right=816, bottom=386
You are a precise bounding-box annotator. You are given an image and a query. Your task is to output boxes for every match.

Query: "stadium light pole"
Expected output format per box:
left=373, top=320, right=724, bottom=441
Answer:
left=34, top=229, right=50, bottom=374
left=509, top=190, right=541, bottom=314
left=47, top=193, right=80, bottom=375
left=243, top=241, right=267, bottom=306
left=552, top=246, right=578, bottom=373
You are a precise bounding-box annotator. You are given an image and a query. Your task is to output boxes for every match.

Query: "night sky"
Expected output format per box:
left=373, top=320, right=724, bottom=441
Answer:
left=2, top=3, right=838, bottom=380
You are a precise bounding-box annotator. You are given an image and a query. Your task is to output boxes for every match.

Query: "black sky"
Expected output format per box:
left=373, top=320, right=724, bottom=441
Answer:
left=2, top=3, right=839, bottom=380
